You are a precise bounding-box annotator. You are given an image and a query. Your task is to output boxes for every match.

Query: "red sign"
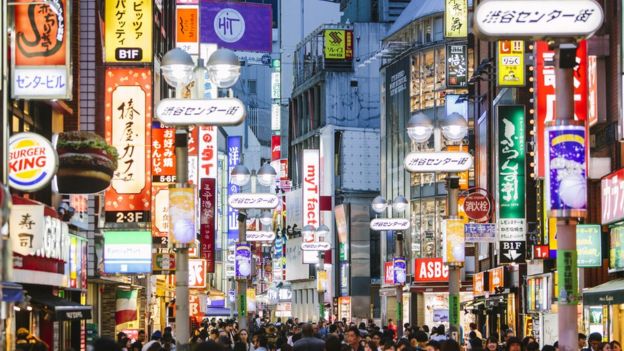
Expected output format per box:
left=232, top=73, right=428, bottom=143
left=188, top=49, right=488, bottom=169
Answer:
left=14, top=0, right=68, bottom=66
left=601, top=168, right=624, bottom=225
left=414, top=258, right=449, bottom=282
left=200, top=178, right=216, bottom=272
left=271, top=135, right=281, bottom=161
left=535, top=40, right=587, bottom=177
left=463, top=193, right=491, bottom=222
left=198, top=127, right=217, bottom=179
left=189, top=259, right=207, bottom=288
left=489, top=266, right=504, bottom=293
left=189, top=294, right=203, bottom=323
left=383, top=262, right=394, bottom=285
left=473, top=272, right=485, bottom=296
left=152, top=127, right=176, bottom=183
left=533, top=245, right=550, bottom=259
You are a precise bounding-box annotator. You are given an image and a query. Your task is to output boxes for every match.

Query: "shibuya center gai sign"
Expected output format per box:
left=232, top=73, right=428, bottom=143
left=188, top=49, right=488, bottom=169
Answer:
left=156, top=98, right=246, bottom=125
left=370, top=218, right=410, bottom=231
left=404, top=152, right=473, bottom=173
left=228, top=193, right=279, bottom=209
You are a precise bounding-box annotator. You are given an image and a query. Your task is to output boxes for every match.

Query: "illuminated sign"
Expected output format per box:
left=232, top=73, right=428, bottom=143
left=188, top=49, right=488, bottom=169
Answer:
left=497, top=41, right=525, bottom=87
left=404, top=152, right=473, bottom=173
left=103, top=230, right=152, bottom=274
left=302, top=149, right=320, bottom=229
left=156, top=98, right=246, bottom=126
left=445, top=0, right=468, bottom=38
left=105, top=0, right=153, bottom=62
left=414, top=258, right=449, bottom=283
left=370, top=218, right=410, bottom=231
left=8, top=133, right=58, bottom=191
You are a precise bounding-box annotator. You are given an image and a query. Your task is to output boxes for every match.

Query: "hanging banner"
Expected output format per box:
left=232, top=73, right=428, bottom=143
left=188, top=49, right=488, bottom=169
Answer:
left=235, top=243, right=252, bottom=279
left=151, top=127, right=177, bottom=183
left=200, top=178, right=216, bottom=272
left=271, top=135, right=281, bottom=161
left=497, top=40, right=525, bottom=87
left=168, top=187, right=195, bottom=245
left=577, top=224, right=602, bottom=268
left=392, top=257, right=406, bottom=285
left=545, top=124, right=587, bottom=217
left=246, top=288, right=257, bottom=313
left=227, top=136, right=242, bottom=246
left=557, top=250, right=579, bottom=304
left=12, top=0, right=70, bottom=99
left=443, top=219, right=465, bottom=265
left=446, top=44, right=468, bottom=88
left=176, top=6, right=199, bottom=55
left=151, top=185, right=169, bottom=238
left=189, top=259, right=207, bottom=289
left=105, top=0, right=153, bottom=63
left=198, top=127, right=218, bottom=179
left=444, top=0, right=468, bottom=38
left=302, top=150, right=320, bottom=230
left=104, top=68, right=152, bottom=223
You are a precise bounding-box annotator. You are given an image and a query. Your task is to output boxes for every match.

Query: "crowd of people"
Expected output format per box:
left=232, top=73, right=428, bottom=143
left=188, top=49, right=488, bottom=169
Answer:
left=88, top=317, right=622, bottom=351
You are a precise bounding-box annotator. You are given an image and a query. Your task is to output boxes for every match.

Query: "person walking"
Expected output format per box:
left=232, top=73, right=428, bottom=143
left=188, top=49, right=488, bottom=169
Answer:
left=293, top=324, right=325, bottom=351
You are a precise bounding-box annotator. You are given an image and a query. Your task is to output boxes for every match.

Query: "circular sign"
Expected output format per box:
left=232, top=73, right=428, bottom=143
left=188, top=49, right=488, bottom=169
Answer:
left=463, top=192, right=491, bottom=222
left=214, top=8, right=245, bottom=43
left=9, top=132, right=58, bottom=191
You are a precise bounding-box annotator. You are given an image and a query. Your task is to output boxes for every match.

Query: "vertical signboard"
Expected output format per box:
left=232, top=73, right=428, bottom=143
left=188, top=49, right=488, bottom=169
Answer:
left=235, top=243, right=252, bottom=278
left=587, top=55, right=598, bottom=127
left=601, top=168, right=624, bottom=225
left=13, top=0, right=70, bottom=99
left=227, top=136, right=242, bottom=246
left=323, top=30, right=354, bottom=61
left=446, top=44, right=468, bottom=88
left=497, top=41, right=525, bottom=87
left=535, top=40, right=587, bottom=177
left=271, top=135, right=281, bottom=162
left=443, top=219, right=465, bottom=265
left=576, top=224, right=601, bottom=268
left=200, top=178, right=216, bottom=272
left=497, top=105, right=526, bottom=264
left=104, top=68, right=152, bottom=223
left=302, top=150, right=320, bottom=231
left=151, top=184, right=170, bottom=239
left=152, top=128, right=177, bottom=183
left=392, top=257, right=406, bottom=285
left=198, top=127, right=218, bottom=180
left=176, top=6, right=199, bottom=55
left=105, top=0, right=153, bottom=63
left=444, top=0, right=468, bottom=38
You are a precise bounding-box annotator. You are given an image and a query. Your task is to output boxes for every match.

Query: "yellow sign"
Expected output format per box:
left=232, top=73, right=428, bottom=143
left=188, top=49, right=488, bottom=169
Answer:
left=444, top=219, right=465, bottom=265
left=324, top=30, right=346, bottom=59
left=105, top=0, right=153, bottom=63
left=246, top=288, right=257, bottom=313
left=445, top=0, right=468, bottom=38
left=497, top=41, right=525, bottom=87
left=317, top=270, right=328, bottom=292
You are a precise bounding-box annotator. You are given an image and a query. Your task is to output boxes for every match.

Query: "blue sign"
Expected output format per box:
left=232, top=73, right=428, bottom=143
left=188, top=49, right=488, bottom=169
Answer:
left=393, top=257, right=407, bottom=285
left=235, top=243, right=252, bottom=278
left=464, top=223, right=497, bottom=243
left=227, top=136, right=242, bottom=246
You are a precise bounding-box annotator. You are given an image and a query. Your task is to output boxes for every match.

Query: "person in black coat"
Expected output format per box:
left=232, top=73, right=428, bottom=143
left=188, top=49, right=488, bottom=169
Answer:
left=293, top=324, right=325, bottom=351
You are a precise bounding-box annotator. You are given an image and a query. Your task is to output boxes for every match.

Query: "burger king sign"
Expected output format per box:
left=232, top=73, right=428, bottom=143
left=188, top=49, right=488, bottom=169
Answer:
left=9, top=132, right=58, bottom=191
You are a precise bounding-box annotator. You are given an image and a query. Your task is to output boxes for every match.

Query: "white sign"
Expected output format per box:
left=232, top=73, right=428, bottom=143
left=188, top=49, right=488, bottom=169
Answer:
left=301, top=242, right=331, bottom=251
left=198, top=126, right=218, bottom=179
left=271, top=104, right=281, bottom=131
left=214, top=8, right=245, bottom=43
left=474, top=0, right=604, bottom=39
left=370, top=218, right=410, bottom=231
left=271, top=72, right=281, bottom=99
left=228, top=193, right=279, bottom=209
left=404, top=152, right=473, bottom=173
left=246, top=231, right=276, bottom=241
left=10, top=205, right=45, bottom=256
left=156, top=98, right=246, bottom=126
left=8, top=132, right=58, bottom=192
left=13, top=67, right=68, bottom=99
left=464, top=223, right=497, bottom=243
left=497, top=218, right=526, bottom=241
left=302, top=149, right=320, bottom=230
left=153, top=188, right=169, bottom=234
left=189, top=259, right=207, bottom=289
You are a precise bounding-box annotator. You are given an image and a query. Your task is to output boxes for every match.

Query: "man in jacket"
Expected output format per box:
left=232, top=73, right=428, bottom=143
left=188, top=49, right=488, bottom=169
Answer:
left=293, top=324, right=325, bottom=351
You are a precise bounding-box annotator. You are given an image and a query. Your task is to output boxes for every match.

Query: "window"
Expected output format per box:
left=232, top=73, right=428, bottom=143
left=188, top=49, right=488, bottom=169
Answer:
left=247, top=79, right=257, bottom=94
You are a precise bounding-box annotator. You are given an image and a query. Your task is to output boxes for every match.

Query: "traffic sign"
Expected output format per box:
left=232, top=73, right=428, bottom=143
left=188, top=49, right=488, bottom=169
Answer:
left=370, top=218, right=410, bottom=231
left=474, top=0, right=603, bottom=40
left=156, top=98, right=246, bottom=126
left=301, top=242, right=331, bottom=251
left=228, top=193, right=279, bottom=209
left=404, top=152, right=473, bottom=173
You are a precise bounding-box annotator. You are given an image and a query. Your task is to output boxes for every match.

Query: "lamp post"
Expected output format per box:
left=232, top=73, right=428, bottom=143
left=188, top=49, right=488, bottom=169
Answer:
left=406, top=111, right=468, bottom=339
left=230, top=163, right=278, bottom=330
left=301, top=224, right=330, bottom=320
left=371, top=195, right=409, bottom=338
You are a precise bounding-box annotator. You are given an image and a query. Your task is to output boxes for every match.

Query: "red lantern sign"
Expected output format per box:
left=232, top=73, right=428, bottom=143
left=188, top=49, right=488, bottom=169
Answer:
left=463, top=192, right=491, bottom=222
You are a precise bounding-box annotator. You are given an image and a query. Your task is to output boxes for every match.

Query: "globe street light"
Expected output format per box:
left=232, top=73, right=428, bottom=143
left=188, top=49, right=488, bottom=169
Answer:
left=371, top=196, right=388, bottom=214
left=230, top=164, right=251, bottom=187
left=207, top=48, right=241, bottom=89
left=162, top=48, right=195, bottom=89
left=407, top=112, right=434, bottom=143
left=441, top=112, right=468, bottom=143
left=257, top=163, right=278, bottom=187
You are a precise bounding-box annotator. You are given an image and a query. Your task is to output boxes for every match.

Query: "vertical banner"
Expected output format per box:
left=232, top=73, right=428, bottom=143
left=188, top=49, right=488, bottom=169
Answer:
left=176, top=6, right=199, bottom=55
left=188, top=259, right=207, bottom=289
left=198, top=127, right=218, bottom=179
left=576, top=224, right=602, bottom=268
left=235, top=243, right=252, bottom=278
left=446, top=44, right=468, bottom=88
left=535, top=40, right=587, bottom=177
left=168, top=187, right=195, bottom=245
left=392, top=257, right=406, bottom=285
left=545, top=124, right=587, bottom=217
left=151, top=184, right=170, bottom=238
left=443, top=219, right=465, bottom=265
left=187, top=127, right=199, bottom=186
left=557, top=250, right=578, bottom=304
left=105, top=0, right=153, bottom=63
left=12, top=0, right=70, bottom=99
left=497, top=41, right=525, bottom=87
left=497, top=105, right=526, bottom=264
left=271, top=135, right=281, bottom=162
left=104, top=68, right=152, bottom=223
left=444, top=0, right=468, bottom=38
left=302, top=150, right=320, bottom=233
left=227, top=136, right=242, bottom=246
left=200, top=178, right=216, bottom=272
left=246, top=288, right=257, bottom=313
left=152, top=127, right=177, bottom=183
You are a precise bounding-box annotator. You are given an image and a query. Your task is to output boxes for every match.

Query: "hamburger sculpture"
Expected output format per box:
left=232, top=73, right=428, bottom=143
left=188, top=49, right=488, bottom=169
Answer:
left=55, top=131, right=119, bottom=194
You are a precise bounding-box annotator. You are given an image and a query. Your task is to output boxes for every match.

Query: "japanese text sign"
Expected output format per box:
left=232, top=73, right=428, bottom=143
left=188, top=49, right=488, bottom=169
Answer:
left=323, top=30, right=354, bottom=61
left=497, top=105, right=525, bottom=219
left=228, top=193, right=279, bottom=209
left=13, top=0, right=70, bottom=99
left=370, top=218, right=410, bottom=231
left=497, top=41, right=525, bottom=87
left=474, top=0, right=603, bottom=40
left=151, top=185, right=169, bottom=237
left=104, top=68, right=152, bottom=223
left=200, top=1, right=272, bottom=53
left=302, top=149, right=320, bottom=228
left=601, top=168, right=624, bottom=225
left=473, top=272, right=485, bottom=295
left=489, top=267, right=504, bottom=293
left=189, top=259, right=207, bottom=289
left=105, top=0, right=153, bottom=63
left=577, top=224, right=601, bottom=268
left=156, top=98, right=246, bottom=126
left=393, top=257, right=407, bottom=285
left=446, top=44, right=468, bottom=88
left=10, top=204, right=45, bottom=256
left=557, top=249, right=579, bottom=304
left=414, top=258, right=449, bottom=283
left=177, top=6, right=199, bottom=55
left=198, top=126, right=218, bottom=179
left=463, top=192, right=492, bottom=222
left=246, top=231, right=276, bottom=242
left=464, top=223, right=497, bottom=243
left=445, top=0, right=468, bottom=38
left=200, top=178, right=216, bottom=272
left=443, top=219, right=465, bottom=265
left=272, top=135, right=281, bottom=162
left=152, top=127, right=177, bottom=183
left=404, top=152, right=473, bottom=173
left=227, top=136, right=242, bottom=246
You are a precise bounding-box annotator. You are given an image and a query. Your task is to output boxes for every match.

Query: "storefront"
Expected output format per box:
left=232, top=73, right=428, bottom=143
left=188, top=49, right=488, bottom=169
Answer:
left=525, top=273, right=554, bottom=345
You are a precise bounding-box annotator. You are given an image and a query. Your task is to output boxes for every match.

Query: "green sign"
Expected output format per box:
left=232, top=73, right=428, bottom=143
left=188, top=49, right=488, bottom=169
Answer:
left=557, top=249, right=578, bottom=304
left=497, top=105, right=525, bottom=219
left=449, top=293, right=460, bottom=327
left=610, top=226, right=624, bottom=271
left=577, top=225, right=602, bottom=267
left=238, top=293, right=247, bottom=317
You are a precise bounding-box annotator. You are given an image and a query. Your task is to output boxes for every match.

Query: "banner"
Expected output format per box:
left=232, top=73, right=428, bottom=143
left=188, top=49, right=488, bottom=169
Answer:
left=104, top=68, right=152, bottom=223
left=200, top=1, right=272, bottom=52
left=189, top=259, right=207, bottom=289
left=443, top=219, right=465, bottom=265
left=302, top=150, right=320, bottom=231
left=577, top=224, right=601, bottom=268
left=151, top=185, right=169, bottom=238
left=392, top=257, right=406, bottom=285
left=271, top=135, right=281, bottom=161
left=200, top=178, right=216, bottom=272
left=446, top=44, right=468, bottom=88
left=444, top=0, right=468, bottom=38
left=602, top=169, right=624, bottom=225
left=414, top=258, right=449, bottom=282
left=235, top=243, right=252, bottom=278
left=227, top=136, right=242, bottom=246
left=176, top=6, right=199, bottom=55
left=13, top=0, right=70, bottom=99
left=105, top=0, right=152, bottom=63
left=323, top=30, right=354, bottom=60
left=497, top=41, right=525, bottom=87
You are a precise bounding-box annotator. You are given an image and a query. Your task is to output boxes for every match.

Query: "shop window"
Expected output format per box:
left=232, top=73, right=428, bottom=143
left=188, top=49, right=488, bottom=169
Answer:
left=424, top=18, right=432, bottom=43
left=433, top=17, right=444, bottom=41
left=247, top=79, right=257, bottom=95
left=422, top=50, right=435, bottom=109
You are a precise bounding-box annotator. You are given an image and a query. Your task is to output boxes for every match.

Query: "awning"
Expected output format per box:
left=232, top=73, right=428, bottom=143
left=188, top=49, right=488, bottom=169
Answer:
left=29, top=291, right=92, bottom=321
left=1, top=282, right=23, bottom=303
left=205, top=307, right=237, bottom=317
left=583, top=279, right=624, bottom=306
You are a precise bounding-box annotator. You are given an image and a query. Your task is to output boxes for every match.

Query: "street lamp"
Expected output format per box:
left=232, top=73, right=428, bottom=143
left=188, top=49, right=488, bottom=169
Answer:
left=300, top=224, right=330, bottom=320
left=207, top=48, right=241, bottom=89
left=407, top=112, right=434, bottom=144
left=162, top=48, right=195, bottom=91
left=440, top=112, right=468, bottom=143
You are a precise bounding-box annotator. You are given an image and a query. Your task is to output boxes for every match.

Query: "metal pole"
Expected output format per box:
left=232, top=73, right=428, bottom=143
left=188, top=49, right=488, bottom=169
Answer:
left=318, top=252, right=325, bottom=321
left=447, top=173, right=461, bottom=340
left=174, top=127, right=190, bottom=350
left=395, top=232, right=404, bottom=339
left=237, top=209, right=248, bottom=330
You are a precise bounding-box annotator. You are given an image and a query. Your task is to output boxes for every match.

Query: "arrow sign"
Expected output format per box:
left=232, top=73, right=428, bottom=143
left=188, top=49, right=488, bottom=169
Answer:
left=228, top=193, right=279, bottom=209
left=504, top=250, right=522, bottom=261
left=370, top=218, right=410, bottom=231
left=156, top=98, right=246, bottom=126
left=499, top=241, right=526, bottom=264
left=301, top=242, right=331, bottom=251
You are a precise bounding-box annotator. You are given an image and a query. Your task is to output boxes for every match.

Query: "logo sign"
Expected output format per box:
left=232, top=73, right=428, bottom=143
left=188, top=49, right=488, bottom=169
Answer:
left=152, top=253, right=176, bottom=273
left=545, top=124, right=587, bottom=217
left=302, top=149, right=320, bottom=228
left=8, top=133, right=58, bottom=191
left=105, top=0, right=153, bottom=62
left=323, top=30, right=354, bottom=60
left=602, top=168, right=624, bottom=224
left=271, top=135, right=281, bottom=162
left=533, top=245, right=550, bottom=259
left=301, top=242, right=331, bottom=251
left=156, top=98, right=246, bottom=126
left=246, top=231, right=276, bottom=242
left=393, top=257, right=407, bottom=285
left=463, top=192, right=491, bottom=222
left=176, top=7, right=199, bottom=55
left=500, top=241, right=526, bottom=264
left=370, top=218, right=410, bottom=231
left=228, top=193, right=279, bottom=209
left=235, top=243, right=252, bottom=279
left=464, top=223, right=497, bottom=243
left=443, top=219, right=465, bottom=265
left=577, top=224, right=601, bottom=267
left=404, top=152, right=473, bottom=173
left=497, top=40, right=525, bottom=87
left=474, top=0, right=604, bottom=39
left=383, top=262, right=394, bottom=285
left=103, top=230, right=152, bottom=274
left=200, top=1, right=272, bottom=52
left=446, top=44, right=468, bottom=88
left=497, top=105, right=525, bottom=218
left=189, top=259, right=207, bottom=289
left=445, top=0, right=468, bottom=38
left=414, top=258, right=449, bottom=282
left=227, top=136, right=242, bottom=246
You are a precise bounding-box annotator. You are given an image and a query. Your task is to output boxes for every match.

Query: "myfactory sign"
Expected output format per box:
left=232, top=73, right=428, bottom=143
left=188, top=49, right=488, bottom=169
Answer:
left=302, top=149, right=320, bottom=230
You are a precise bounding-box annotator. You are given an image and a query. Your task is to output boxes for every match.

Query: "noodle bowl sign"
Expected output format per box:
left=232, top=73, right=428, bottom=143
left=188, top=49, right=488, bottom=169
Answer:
left=9, top=133, right=58, bottom=191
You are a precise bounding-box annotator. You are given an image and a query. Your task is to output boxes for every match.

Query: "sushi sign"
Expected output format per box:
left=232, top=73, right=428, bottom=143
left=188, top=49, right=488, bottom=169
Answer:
left=8, top=133, right=58, bottom=191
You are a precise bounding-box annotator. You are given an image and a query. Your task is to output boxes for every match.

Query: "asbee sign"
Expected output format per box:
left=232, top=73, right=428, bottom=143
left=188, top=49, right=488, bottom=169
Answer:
left=414, top=258, right=449, bottom=283
left=9, top=133, right=58, bottom=191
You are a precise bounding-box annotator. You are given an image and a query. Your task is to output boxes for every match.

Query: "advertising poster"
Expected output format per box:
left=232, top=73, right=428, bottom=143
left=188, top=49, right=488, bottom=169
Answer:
left=235, top=243, right=252, bottom=278
left=443, top=219, right=465, bottom=265
left=168, top=187, right=195, bottom=245
left=105, top=0, right=153, bottom=63
left=446, top=44, right=468, bottom=88
left=444, top=0, right=468, bottom=38
left=323, top=30, right=354, bottom=60
left=577, top=225, right=601, bottom=268
left=497, top=40, right=525, bottom=87
left=302, top=150, right=320, bottom=230
left=227, top=136, right=242, bottom=246
left=392, top=257, right=406, bottom=285
left=200, top=178, right=216, bottom=272
left=176, top=6, right=199, bottom=55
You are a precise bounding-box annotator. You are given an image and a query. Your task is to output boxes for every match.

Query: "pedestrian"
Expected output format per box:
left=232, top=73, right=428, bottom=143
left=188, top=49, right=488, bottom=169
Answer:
left=486, top=337, right=500, bottom=351
left=470, top=324, right=483, bottom=340
left=254, top=334, right=270, bottom=351
left=505, top=338, right=524, bottom=351
left=346, top=327, right=365, bottom=351
left=326, top=335, right=343, bottom=351
left=441, top=339, right=461, bottom=351
left=601, top=343, right=612, bottom=351
left=542, top=346, right=555, bottom=351
left=132, top=330, right=147, bottom=351
left=93, top=337, right=122, bottom=351
left=238, top=329, right=253, bottom=351
left=365, top=341, right=379, bottom=351
left=195, top=341, right=226, bottom=351
left=425, top=341, right=441, bottom=351
left=294, top=324, right=325, bottom=351
left=610, top=341, right=621, bottom=351
left=579, top=334, right=588, bottom=351
left=587, top=334, right=603, bottom=351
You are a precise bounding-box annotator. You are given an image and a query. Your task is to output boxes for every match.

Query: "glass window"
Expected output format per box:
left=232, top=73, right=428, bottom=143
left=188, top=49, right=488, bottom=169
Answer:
left=422, top=49, right=435, bottom=109
left=433, top=17, right=444, bottom=41
left=425, top=18, right=432, bottom=43
left=247, top=79, right=257, bottom=94
left=410, top=53, right=421, bottom=111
